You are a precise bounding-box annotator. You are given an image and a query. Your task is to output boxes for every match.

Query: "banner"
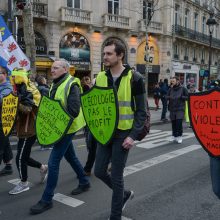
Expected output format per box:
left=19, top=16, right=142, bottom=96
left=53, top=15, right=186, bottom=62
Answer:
left=189, top=88, right=220, bottom=157
left=35, top=96, right=72, bottom=146
left=0, top=16, right=30, bottom=73
left=1, top=93, right=18, bottom=136
left=81, top=86, right=118, bottom=145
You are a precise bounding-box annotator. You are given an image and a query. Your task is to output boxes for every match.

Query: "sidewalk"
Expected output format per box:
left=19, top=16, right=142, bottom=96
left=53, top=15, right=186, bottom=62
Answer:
left=148, top=96, right=168, bottom=125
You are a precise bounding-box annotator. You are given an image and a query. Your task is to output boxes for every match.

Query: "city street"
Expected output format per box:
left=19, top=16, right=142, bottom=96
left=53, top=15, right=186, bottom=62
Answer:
left=1, top=123, right=220, bottom=220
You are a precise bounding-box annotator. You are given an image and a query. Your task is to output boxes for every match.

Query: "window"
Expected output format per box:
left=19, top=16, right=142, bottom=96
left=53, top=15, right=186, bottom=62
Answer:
left=193, top=48, right=197, bottom=60
left=215, top=24, right=219, bottom=38
left=194, top=13, right=198, bottom=31
left=173, top=44, right=179, bottom=59
left=174, top=4, right=180, bottom=25
left=201, top=49, right=205, bottom=62
left=143, top=1, right=153, bottom=20
left=202, top=16, right=206, bottom=34
left=184, top=47, right=188, bottom=56
left=67, top=0, right=80, bottom=8
left=184, top=9, right=190, bottom=28
left=108, top=0, right=119, bottom=15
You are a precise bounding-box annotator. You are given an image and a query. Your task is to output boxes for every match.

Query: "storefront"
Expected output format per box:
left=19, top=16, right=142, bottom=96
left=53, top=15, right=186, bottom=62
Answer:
left=59, top=32, right=91, bottom=79
left=172, top=62, right=199, bottom=89
left=136, top=37, right=160, bottom=94
left=210, top=66, right=218, bottom=80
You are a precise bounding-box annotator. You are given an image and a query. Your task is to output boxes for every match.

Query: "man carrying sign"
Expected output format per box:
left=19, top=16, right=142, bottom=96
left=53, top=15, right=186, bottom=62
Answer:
left=30, top=59, right=90, bottom=214
left=94, top=39, right=147, bottom=220
left=0, top=66, right=13, bottom=176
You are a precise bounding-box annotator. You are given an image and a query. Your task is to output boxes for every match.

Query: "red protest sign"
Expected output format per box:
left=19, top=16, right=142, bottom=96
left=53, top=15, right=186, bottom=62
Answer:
left=189, top=88, right=220, bottom=157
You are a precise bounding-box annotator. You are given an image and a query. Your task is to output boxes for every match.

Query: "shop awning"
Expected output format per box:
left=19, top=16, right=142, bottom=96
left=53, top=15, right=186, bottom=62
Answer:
left=35, top=56, right=55, bottom=68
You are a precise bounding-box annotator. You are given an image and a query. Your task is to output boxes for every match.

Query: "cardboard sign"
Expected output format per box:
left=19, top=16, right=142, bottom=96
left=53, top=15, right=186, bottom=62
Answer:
left=189, top=88, right=220, bottom=157
left=35, top=96, right=72, bottom=146
left=81, top=86, right=118, bottom=145
left=1, top=93, right=18, bottom=136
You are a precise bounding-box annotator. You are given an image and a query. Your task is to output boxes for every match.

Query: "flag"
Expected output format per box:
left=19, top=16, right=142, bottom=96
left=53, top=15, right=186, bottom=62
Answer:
left=0, top=15, right=30, bottom=74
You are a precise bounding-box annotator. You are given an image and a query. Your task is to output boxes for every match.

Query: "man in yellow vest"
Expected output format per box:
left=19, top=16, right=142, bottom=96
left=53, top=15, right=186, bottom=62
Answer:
left=30, top=59, right=90, bottom=214
left=94, top=39, right=147, bottom=220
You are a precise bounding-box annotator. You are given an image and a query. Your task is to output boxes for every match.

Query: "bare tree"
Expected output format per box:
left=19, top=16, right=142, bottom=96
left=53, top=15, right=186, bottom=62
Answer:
left=17, top=0, right=36, bottom=74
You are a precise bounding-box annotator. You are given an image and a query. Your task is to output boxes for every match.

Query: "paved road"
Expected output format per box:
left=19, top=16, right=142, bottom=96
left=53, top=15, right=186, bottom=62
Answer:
left=1, top=123, right=219, bottom=220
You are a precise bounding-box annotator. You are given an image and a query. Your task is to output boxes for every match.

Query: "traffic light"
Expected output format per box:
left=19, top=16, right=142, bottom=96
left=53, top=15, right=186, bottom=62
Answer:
left=16, top=0, right=26, bottom=10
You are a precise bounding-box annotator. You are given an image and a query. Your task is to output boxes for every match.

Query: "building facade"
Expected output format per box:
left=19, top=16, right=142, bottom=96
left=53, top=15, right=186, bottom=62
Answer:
left=1, top=0, right=220, bottom=92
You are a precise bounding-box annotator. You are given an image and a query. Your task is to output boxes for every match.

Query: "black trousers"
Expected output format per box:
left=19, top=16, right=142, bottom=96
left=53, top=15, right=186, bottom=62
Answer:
left=161, top=97, right=168, bottom=120
left=84, top=131, right=97, bottom=172
left=0, top=125, right=13, bottom=165
left=171, top=119, right=183, bottom=137
left=16, top=135, right=42, bottom=182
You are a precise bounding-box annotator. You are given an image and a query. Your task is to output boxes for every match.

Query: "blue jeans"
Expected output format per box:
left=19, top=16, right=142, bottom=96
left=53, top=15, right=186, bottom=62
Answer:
left=210, top=156, right=220, bottom=199
left=94, top=136, right=129, bottom=220
left=41, top=133, right=89, bottom=202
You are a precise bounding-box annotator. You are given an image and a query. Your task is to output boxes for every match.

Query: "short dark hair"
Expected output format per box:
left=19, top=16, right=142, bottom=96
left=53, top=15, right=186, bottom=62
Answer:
left=171, top=76, right=179, bottom=81
left=104, top=39, right=125, bottom=59
left=36, top=75, right=45, bottom=84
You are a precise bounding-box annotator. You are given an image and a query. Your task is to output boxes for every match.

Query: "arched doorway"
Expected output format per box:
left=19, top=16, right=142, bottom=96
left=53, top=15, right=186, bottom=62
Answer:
left=59, top=32, right=91, bottom=79
left=101, top=37, right=128, bottom=71
left=136, top=37, right=160, bottom=94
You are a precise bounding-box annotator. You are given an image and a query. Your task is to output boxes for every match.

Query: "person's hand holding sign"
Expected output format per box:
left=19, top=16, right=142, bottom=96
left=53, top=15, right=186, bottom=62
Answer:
left=122, top=137, right=134, bottom=150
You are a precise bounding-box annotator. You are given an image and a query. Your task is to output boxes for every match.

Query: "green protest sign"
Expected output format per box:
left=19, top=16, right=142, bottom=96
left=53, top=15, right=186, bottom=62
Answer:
left=1, top=93, right=18, bottom=136
left=81, top=86, right=118, bottom=145
left=35, top=96, right=72, bottom=146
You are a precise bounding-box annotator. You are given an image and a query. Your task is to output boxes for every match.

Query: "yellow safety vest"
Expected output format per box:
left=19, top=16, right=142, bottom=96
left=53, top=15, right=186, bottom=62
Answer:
left=49, top=75, right=86, bottom=134
left=96, top=70, right=134, bottom=130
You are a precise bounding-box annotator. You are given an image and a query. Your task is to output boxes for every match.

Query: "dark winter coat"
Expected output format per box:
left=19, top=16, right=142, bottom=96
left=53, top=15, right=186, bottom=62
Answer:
left=166, top=84, right=188, bottom=120
left=38, top=84, right=49, bottom=97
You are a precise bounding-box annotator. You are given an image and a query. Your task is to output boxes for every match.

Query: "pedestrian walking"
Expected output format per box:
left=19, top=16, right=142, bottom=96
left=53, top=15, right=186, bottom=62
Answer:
left=94, top=39, right=147, bottom=220
left=160, top=78, right=169, bottom=121
left=9, top=69, right=48, bottom=195
left=167, top=76, right=188, bottom=144
left=153, top=82, right=161, bottom=110
left=0, top=66, right=13, bottom=176
left=30, top=59, right=90, bottom=215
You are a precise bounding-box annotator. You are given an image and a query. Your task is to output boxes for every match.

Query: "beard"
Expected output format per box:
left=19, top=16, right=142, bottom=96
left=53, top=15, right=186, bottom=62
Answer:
left=104, top=60, right=119, bottom=68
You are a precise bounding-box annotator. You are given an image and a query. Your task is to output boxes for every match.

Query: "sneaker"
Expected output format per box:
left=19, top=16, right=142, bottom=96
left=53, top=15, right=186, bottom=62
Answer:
left=176, top=136, right=182, bottom=144
left=71, top=183, right=90, bottom=195
left=9, top=182, right=30, bottom=195
left=0, top=166, right=13, bottom=176
left=122, top=190, right=134, bottom=211
left=169, top=136, right=176, bottom=142
left=40, top=165, right=48, bottom=183
left=30, top=200, right=53, bottom=215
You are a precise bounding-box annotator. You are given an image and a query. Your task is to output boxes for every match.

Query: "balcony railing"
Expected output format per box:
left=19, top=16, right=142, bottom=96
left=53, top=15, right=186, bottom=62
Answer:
left=138, top=19, right=163, bottom=34
left=32, top=1, right=48, bottom=18
left=102, top=14, right=131, bottom=30
left=172, top=24, right=220, bottom=49
left=60, top=7, right=92, bottom=25
left=15, top=0, right=48, bottom=18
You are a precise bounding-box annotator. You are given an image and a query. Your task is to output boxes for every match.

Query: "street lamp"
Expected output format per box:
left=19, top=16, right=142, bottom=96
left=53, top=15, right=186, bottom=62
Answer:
left=206, top=14, right=217, bottom=80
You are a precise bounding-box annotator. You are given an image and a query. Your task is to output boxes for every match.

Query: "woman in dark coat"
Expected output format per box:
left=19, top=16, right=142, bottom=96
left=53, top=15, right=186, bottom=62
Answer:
left=166, top=76, right=188, bottom=144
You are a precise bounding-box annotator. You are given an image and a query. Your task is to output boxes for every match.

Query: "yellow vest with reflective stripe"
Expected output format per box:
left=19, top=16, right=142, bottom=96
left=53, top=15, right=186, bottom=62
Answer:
left=96, top=70, right=134, bottom=130
left=50, top=75, right=86, bottom=134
